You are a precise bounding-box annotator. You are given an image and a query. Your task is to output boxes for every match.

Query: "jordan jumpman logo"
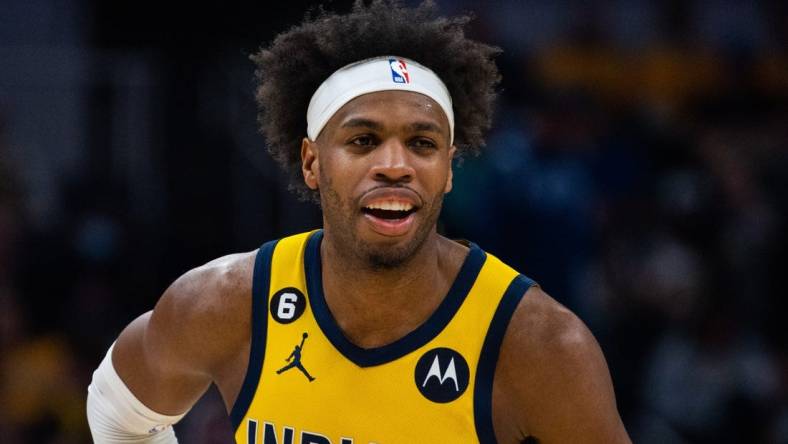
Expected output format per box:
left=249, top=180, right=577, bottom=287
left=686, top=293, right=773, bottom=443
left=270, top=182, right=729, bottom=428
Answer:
left=276, top=332, right=316, bottom=382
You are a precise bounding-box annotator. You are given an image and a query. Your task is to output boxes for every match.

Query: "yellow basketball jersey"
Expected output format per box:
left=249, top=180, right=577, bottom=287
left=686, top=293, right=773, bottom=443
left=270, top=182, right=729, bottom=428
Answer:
left=230, top=230, right=536, bottom=444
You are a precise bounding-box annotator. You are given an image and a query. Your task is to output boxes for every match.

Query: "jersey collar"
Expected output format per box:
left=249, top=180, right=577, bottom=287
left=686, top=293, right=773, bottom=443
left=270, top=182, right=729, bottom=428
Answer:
left=304, top=229, right=487, bottom=367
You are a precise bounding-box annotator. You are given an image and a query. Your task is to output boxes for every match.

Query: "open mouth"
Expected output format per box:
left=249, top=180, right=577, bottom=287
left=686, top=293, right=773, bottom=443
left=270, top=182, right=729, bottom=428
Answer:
left=361, top=199, right=418, bottom=220
left=361, top=207, right=416, bottom=220
left=358, top=193, right=421, bottom=236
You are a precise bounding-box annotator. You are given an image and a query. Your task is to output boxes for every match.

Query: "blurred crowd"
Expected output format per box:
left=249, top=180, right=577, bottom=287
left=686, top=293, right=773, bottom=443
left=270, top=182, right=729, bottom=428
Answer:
left=1, top=1, right=786, bottom=443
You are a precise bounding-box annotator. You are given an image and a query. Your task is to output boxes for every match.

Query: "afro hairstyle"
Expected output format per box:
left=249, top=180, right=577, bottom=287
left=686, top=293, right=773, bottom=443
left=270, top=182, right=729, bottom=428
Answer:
left=251, top=0, right=501, bottom=200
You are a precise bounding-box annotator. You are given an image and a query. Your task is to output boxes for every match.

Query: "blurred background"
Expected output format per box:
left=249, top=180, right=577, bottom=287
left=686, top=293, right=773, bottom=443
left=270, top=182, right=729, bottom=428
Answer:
left=1, top=0, right=786, bottom=442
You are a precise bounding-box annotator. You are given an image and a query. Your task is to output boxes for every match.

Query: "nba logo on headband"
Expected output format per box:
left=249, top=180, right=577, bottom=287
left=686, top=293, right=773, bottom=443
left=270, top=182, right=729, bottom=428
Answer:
left=389, top=58, right=410, bottom=84
left=307, top=56, right=454, bottom=144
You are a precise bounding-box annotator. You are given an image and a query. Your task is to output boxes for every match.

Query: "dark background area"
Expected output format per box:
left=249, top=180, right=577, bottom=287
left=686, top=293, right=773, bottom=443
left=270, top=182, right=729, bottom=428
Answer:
left=1, top=1, right=787, bottom=442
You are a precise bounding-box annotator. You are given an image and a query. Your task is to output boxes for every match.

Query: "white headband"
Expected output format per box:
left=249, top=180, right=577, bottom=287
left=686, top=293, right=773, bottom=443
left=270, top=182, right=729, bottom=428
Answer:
left=306, top=56, right=454, bottom=144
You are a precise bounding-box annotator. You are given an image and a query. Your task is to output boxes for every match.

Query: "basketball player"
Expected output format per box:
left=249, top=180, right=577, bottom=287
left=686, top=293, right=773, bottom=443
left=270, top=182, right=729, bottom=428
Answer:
left=87, top=2, right=631, bottom=443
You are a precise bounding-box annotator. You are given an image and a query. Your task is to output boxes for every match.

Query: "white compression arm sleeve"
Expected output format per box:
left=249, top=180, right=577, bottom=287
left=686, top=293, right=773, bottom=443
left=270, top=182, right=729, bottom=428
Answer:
left=87, top=343, right=187, bottom=443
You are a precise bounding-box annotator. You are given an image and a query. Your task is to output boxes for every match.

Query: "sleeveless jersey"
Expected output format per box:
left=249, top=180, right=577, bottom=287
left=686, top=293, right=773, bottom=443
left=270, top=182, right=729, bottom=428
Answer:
left=230, top=230, right=536, bottom=444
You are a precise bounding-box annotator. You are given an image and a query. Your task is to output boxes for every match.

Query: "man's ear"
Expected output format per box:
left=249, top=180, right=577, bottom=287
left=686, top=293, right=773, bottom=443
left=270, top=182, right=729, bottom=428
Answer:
left=444, top=145, right=457, bottom=194
left=301, top=137, right=319, bottom=190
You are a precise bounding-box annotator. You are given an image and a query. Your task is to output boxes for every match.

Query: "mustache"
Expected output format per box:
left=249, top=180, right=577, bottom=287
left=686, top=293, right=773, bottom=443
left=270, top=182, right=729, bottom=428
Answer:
left=356, top=184, right=425, bottom=207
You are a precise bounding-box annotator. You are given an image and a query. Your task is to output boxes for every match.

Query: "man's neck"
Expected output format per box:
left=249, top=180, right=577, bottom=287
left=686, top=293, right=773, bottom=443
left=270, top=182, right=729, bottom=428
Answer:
left=319, top=231, right=468, bottom=349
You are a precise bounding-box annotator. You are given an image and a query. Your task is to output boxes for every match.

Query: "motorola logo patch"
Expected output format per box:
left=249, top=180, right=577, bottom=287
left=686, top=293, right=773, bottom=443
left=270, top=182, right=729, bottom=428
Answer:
left=414, top=347, right=469, bottom=403
left=270, top=287, right=306, bottom=324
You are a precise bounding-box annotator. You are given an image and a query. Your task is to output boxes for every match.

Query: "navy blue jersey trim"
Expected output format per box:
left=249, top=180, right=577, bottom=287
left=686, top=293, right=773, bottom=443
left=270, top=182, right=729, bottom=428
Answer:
left=474, top=274, right=537, bottom=444
left=230, top=239, right=278, bottom=431
left=305, top=229, right=487, bottom=367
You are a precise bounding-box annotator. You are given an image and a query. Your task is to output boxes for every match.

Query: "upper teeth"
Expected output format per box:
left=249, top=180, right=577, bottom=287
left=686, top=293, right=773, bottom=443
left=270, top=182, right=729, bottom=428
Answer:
left=365, top=201, right=413, bottom=211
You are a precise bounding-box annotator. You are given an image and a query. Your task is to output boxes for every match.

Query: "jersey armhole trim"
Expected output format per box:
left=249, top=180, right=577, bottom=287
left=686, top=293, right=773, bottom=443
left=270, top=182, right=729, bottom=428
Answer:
left=473, top=274, right=537, bottom=444
left=229, top=239, right=278, bottom=431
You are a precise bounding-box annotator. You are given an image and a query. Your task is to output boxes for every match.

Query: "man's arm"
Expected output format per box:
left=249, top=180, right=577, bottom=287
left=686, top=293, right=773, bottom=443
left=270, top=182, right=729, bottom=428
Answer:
left=87, top=252, right=255, bottom=442
left=494, top=286, right=631, bottom=443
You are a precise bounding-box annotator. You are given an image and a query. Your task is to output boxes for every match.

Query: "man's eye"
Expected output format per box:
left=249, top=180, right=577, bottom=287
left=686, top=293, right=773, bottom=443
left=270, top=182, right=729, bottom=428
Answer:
left=350, top=136, right=375, bottom=146
left=411, top=138, right=437, bottom=149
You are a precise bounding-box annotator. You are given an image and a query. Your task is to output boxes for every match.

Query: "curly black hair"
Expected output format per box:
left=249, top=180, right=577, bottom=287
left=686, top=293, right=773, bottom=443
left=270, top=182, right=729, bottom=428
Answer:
left=251, top=0, right=501, bottom=200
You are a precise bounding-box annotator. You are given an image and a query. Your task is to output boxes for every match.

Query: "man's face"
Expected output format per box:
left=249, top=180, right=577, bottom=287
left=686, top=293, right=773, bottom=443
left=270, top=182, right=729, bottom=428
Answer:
left=301, top=90, right=456, bottom=269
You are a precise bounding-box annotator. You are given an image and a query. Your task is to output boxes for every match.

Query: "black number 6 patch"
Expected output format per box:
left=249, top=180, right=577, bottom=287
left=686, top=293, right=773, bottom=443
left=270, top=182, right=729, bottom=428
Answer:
left=270, top=287, right=306, bottom=324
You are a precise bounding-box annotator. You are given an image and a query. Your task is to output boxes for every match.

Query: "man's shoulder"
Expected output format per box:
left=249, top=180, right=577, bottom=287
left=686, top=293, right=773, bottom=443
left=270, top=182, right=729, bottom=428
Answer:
left=494, top=286, right=626, bottom=440
left=505, top=286, right=594, bottom=360
left=470, top=243, right=591, bottom=356
left=113, top=249, right=261, bottom=388
left=168, top=250, right=257, bottom=304
left=147, top=249, right=259, bottom=371
left=161, top=250, right=258, bottom=322
left=188, top=251, right=258, bottom=294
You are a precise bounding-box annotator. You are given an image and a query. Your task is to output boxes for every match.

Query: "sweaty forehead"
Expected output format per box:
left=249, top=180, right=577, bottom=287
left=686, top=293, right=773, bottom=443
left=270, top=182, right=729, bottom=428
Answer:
left=322, top=90, right=450, bottom=136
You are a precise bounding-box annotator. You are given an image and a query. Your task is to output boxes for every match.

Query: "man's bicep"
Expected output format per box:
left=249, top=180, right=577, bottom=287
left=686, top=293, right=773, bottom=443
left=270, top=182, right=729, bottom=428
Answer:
left=530, top=325, right=630, bottom=442
left=499, top=288, right=631, bottom=443
left=113, top=288, right=212, bottom=416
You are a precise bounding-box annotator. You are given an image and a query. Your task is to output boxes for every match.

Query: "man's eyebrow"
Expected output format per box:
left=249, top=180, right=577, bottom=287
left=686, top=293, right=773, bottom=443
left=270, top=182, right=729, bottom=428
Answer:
left=407, top=121, right=443, bottom=134
left=339, top=118, right=445, bottom=138
left=340, top=118, right=383, bottom=131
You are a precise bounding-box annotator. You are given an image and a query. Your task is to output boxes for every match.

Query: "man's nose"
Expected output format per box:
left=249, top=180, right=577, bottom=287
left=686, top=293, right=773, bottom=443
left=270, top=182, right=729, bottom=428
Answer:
left=369, top=139, right=415, bottom=183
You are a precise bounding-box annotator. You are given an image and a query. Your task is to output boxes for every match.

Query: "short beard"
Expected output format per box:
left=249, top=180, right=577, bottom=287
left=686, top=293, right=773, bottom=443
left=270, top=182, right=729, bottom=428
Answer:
left=364, top=236, right=427, bottom=270
left=352, top=196, right=442, bottom=271
left=319, top=178, right=443, bottom=272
